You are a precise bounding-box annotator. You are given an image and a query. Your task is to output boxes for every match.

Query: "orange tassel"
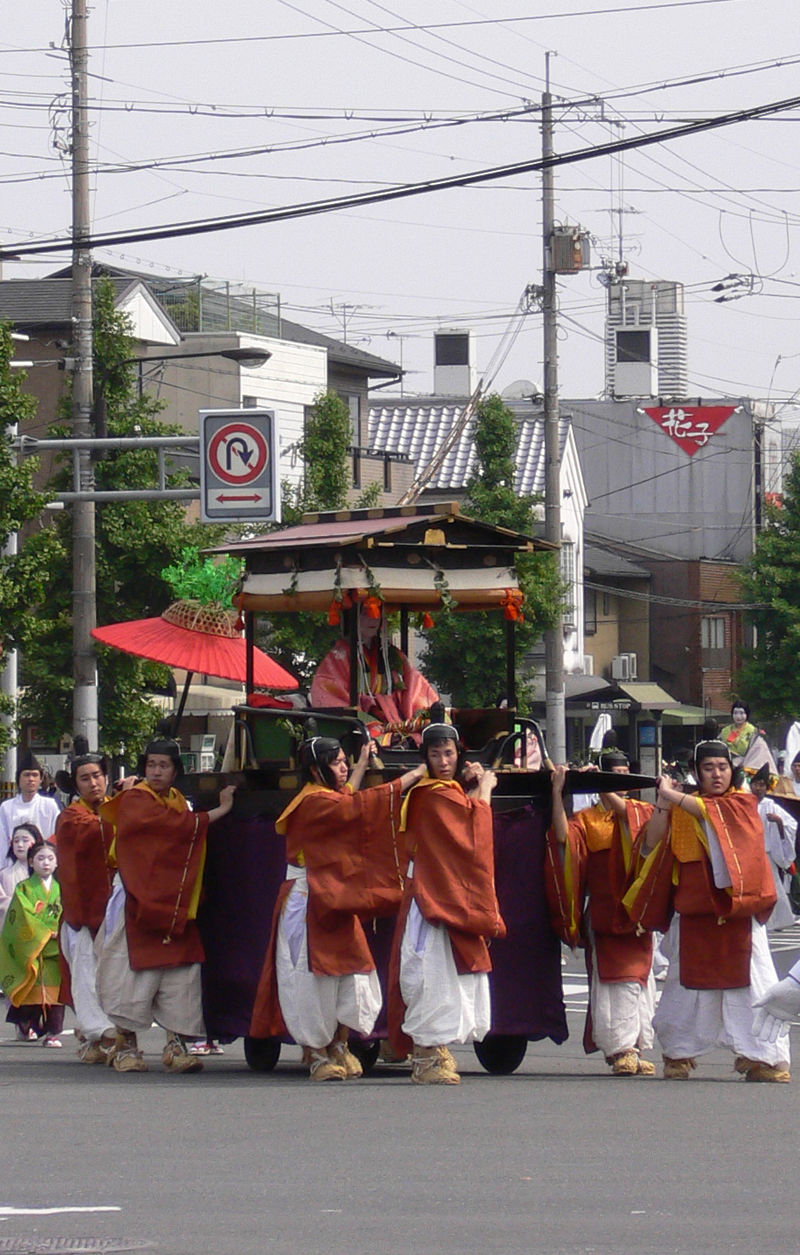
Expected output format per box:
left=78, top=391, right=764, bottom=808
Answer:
left=363, top=595, right=382, bottom=620
left=327, top=600, right=341, bottom=626
left=422, top=611, right=434, bottom=629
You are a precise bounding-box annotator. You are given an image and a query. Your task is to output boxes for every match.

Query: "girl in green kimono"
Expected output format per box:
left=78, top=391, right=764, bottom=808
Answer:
left=0, top=840, right=64, bottom=1045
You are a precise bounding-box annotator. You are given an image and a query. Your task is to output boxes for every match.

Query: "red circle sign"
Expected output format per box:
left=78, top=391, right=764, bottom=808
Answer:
left=207, top=422, right=269, bottom=485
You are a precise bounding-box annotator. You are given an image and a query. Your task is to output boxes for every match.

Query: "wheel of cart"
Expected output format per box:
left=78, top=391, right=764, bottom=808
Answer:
left=473, top=1035, right=528, bottom=1075
left=243, top=1036, right=282, bottom=1072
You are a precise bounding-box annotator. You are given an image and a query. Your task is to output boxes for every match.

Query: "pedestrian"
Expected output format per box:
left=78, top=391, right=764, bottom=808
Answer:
left=249, top=736, right=426, bottom=1081
left=548, top=750, right=656, bottom=1076
left=749, top=763, right=798, bottom=931
left=387, top=723, right=503, bottom=1086
left=0, top=839, right=64, bottom=1045
left=0, top=823, right=41, bottom=927
left=54, top=748, right=119, bottom=1064
left=0, top=752, right=60, bottom=865
left=626, top=740, right=789, bottom=1082
left=95, top=738, right=236, bottom=1074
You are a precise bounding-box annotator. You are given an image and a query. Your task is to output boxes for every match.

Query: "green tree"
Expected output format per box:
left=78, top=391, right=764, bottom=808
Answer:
left=419, top=394, right=564, bottom=709
left=0, top=325, right=65, bottom=753
left=19, top=281, right=225, bottom=755
left=737, top=452, right=800, bottom=718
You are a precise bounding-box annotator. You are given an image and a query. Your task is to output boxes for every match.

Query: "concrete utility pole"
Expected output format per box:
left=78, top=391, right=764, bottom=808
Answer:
left=541, top=60, right=567, bottom=763
left=70, top=0, right=98, bottom=749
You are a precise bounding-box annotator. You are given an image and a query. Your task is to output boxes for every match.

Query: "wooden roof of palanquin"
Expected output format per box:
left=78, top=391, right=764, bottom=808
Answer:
left=213, top=502, right=555, bottom=614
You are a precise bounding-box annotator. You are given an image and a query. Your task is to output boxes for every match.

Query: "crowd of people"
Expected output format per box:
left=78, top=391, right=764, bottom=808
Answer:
left=0, top=707, right=798, bottom=1084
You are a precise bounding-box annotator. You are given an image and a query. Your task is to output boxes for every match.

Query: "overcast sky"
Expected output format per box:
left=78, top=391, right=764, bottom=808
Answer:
left=3, top=0, right=800, bottom=410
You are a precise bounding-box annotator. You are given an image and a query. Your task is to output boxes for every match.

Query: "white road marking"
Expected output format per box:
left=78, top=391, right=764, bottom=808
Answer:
left=0, top=1206, right=121, bottom=1216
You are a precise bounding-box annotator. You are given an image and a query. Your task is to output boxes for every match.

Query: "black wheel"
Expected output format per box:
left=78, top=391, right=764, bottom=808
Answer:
left=244, top=1035, right=281, bottom=1073
left=473, top=1035, right=528, bottom=1075
left=348, top=1039, right=381, bottom=1073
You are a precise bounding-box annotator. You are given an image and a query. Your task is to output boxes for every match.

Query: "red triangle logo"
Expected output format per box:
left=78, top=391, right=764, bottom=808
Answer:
left=640, top=405, right=739, bottom=456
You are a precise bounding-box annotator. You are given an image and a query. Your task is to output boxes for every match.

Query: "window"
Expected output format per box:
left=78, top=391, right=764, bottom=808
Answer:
left=337, top=392, right=361, bottom=444
left=242, top=395, right=258, bottom=408
left=701, top=616, right=725, bottom=650
left=584, top=587, right=597, bottom=636
left=383, top=456, right=392, bottom=493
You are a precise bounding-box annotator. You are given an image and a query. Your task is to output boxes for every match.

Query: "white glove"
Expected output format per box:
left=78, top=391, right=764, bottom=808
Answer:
left=752, top=975, right=800, bottom=1042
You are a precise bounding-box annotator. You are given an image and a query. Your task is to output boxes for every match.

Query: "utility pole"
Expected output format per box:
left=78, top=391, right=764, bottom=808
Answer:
left=542, top=57, right=567, bottom=763
left=70, top=0, right=98, bottom=749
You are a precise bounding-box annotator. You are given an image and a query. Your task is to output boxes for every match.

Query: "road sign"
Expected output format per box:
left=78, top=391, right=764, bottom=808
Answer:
left=200, top=408, right=279, bottom=523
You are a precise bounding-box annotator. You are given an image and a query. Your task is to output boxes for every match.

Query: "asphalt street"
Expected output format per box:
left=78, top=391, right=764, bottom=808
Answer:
left=0, top=934, right=798, bottom=1255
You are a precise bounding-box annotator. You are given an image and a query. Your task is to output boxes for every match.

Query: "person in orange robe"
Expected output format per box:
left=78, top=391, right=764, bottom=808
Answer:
left=387, top=723, right=503, bottom=1085
left=55, top=750, right=118, bottom=1064
left=548, top=751, right=655, bottom=1077
left=96, top=738, right=236, bottom=1075
left=249, top=736, right=426, bottom=1081
left=625, top=739, right=789, bottom=1082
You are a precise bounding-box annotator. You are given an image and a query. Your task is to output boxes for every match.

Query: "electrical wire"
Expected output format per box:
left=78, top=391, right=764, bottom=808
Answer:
left=5, top=91, right=799, bottom=258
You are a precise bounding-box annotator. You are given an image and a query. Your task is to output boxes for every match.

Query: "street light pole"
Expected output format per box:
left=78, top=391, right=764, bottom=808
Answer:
left=70, top=0, right=98, bottom=749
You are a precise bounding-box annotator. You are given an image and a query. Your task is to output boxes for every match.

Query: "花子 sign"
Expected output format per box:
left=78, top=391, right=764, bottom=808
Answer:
left=640, top=404, right=739, bottom=456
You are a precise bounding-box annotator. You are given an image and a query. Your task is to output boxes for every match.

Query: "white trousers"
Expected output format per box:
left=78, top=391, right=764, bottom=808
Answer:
left=275, top=876, right=381, bottom=1050
left=399, top=898, right=491, bottom=1048
left=95, top=879, right=205, bottom=1038
left=589, top=938, right=655, bottom=1058
left=60, top=923, right=115, bottom=1043
left=653, top=914, right=790, bottom=1066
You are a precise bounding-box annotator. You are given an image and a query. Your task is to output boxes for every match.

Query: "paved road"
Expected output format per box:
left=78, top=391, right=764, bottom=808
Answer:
left=1, top=933, right=799, bottom=1255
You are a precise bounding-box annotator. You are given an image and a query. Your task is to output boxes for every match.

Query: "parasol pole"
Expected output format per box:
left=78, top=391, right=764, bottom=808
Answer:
left=172, top=671, right=194, bottom=740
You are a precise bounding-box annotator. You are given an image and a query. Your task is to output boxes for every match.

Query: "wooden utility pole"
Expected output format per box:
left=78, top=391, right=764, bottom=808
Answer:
left=70, top=0, right=98, bottom=748
left=542, top=60, right=566, bottom=763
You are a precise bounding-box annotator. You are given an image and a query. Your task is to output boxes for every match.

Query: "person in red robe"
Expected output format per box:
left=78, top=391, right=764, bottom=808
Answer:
left=309, top=605, right=438, bottom=733
left=625, top=739, right=789, bottom=1082
left=547, top=750, right=655, bottom=1076
left=55, top=750, right=118, bottom=1063
left=387, top=723, right=503, bottom=1085
left=249, top=736, right=426, bottom=1081
left=96, top=738, right=236, bottom=1075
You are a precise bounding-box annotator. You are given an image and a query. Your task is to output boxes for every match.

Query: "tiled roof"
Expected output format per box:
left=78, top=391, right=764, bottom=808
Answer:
left=368, top=397, right=570, bottom=497
left=584, top=542, right=651, bottom=579
left=0, top=277, right=139, bottom=327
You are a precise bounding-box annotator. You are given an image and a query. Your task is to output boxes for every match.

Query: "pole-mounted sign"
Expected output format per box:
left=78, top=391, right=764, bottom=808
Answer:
left=200, top=408, right=279, bottom=523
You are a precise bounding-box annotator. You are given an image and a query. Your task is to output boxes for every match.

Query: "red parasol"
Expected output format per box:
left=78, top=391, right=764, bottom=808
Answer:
left=92, top=601, right=297, bottom=735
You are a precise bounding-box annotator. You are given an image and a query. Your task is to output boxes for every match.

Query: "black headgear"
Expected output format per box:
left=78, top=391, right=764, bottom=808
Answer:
left=693, top=739, right=732, bottom=769
left=56, top=749, right=109, bottom=798
left=16, top=750, right=43, bottom=785
left=599, top=748, right=628, bottom=771
left=751, top=762, right=771, bottom=786
left=298, top=736, right=343, bottom=789
left=420, top=722, right=465, bottom=778
left=137, top=738, right=184, bottom=780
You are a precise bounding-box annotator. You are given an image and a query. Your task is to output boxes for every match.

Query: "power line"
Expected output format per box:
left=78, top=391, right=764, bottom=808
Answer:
left=6, top=91, right=799, bottom=258
left=0, top=1, right=735, bottom=54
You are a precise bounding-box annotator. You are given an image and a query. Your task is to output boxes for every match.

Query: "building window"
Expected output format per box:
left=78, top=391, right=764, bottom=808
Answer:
left=242, top=395, right=258, bottom=407
left=352, top=449, right=361, bottom=489
left=584, top=587, right=597, bottom=636
left=383, top=456, right=392, bottom=493
left=701, top=616, right=725, bottom=649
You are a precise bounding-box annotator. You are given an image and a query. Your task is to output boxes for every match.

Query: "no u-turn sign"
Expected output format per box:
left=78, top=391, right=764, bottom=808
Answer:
left=200, top=408, right=280, bottom=523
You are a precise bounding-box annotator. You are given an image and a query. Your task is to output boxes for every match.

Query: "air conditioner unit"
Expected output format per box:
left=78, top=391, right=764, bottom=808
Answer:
left=583, top=654, right=594, bottom=676
left=625, top=652, right=638, bottom=680
left=611, top=654, right=631, bottom=681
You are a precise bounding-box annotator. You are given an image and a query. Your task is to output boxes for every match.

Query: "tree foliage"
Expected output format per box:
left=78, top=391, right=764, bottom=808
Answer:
left=737, top=452, right=800, bottom=719
left=19, top=281, right=226, bottom=755
left=0, top=325, right=65, bottom=752
left=419, top=394, right=564, bottom=710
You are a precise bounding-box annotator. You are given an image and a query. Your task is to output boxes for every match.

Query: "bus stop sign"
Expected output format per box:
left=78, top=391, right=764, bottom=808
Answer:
left=200, top=408, right=279, bottom=523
